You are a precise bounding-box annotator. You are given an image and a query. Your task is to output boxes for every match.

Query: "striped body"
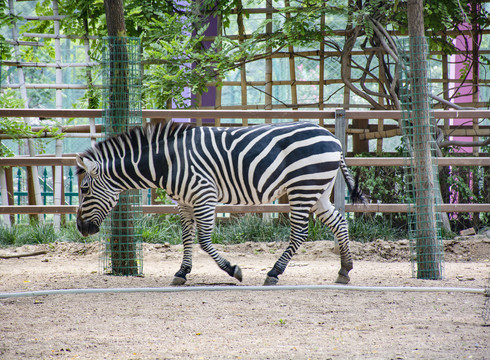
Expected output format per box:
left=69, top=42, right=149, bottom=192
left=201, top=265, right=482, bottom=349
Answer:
left=76, top=121, right=364, bottom=285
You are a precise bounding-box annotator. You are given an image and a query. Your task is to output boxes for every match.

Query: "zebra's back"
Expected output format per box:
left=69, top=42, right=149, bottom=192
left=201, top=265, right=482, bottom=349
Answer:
left=184, top=122, right=343, bottom=205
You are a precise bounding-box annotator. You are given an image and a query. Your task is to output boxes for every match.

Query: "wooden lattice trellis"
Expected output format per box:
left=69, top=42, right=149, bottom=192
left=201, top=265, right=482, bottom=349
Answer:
left=1, top=1, right=489, bottom=166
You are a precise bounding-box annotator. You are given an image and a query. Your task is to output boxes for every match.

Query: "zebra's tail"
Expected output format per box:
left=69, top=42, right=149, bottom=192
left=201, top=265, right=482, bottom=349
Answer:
left=339, top=154, right=368, bottom=205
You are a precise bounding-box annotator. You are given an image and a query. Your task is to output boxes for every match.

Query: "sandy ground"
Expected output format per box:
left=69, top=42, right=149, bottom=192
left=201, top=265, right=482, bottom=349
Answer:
left=0, top=237, right=489, bottom=360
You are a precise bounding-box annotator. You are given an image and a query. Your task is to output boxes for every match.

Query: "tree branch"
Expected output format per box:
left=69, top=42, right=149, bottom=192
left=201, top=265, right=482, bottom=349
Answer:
left=430, top=94, right=476, bottom=110
left=341, top=26, right=385, bottom=110
left=439, top=137, right=490, bottom=148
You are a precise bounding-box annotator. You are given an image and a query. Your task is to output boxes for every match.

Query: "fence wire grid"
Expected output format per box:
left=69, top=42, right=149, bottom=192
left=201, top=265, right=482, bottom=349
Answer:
left=100, top=37, right=144, bottom=276
left=398, top=37, right=445, bottom=280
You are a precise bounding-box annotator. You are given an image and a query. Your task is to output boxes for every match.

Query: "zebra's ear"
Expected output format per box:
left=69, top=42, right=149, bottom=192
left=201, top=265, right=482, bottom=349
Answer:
left=76, top=154, right=87, bottom=172
left=76, top=154, right=97, bottom=176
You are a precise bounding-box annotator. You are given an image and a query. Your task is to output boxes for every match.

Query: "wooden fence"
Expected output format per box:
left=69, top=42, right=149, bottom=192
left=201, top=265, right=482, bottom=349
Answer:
left=0, top=108, right=489, bottom=223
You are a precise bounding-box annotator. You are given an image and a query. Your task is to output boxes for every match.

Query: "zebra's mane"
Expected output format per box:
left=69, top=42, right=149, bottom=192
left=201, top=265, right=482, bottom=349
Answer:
left=76, top=121, right=194, bottom=176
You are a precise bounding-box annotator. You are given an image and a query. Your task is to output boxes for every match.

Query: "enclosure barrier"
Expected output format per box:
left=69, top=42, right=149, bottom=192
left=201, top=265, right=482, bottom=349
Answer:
left=0, top=107, right=488, bottom=146
left=1, top=106, right=490, bottom=218
left=0, top=109, right=489, bottom=216
left=0, top=157, right=489, bottom=215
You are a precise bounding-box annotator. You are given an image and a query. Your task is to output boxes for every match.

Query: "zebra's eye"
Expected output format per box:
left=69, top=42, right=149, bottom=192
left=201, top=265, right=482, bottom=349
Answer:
left=80, top=185, right=89, bottom=194
left=80, top=181, right=90, bottom=195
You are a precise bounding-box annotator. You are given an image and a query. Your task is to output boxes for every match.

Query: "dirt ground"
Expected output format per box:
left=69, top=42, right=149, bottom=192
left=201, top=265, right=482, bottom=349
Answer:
left=1, top=236, right=489, bottom=360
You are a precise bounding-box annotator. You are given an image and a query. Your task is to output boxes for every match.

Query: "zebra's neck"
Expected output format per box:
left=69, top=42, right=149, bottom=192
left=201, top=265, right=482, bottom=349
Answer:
left=87, top=123, right=185, bottom=192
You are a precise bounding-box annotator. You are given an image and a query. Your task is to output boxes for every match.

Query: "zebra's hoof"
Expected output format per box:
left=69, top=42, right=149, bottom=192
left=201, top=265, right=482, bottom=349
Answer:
left=335, top=274, right=350, bottom=284
left=263, top=275, right=279, bottom=286
left=233, top=265, right=243, bottom=282
left=171, top=276, right=187, bottom=286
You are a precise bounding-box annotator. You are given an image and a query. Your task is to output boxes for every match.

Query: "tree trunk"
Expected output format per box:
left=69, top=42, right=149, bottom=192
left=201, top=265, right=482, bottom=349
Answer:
left=104, top=0, right=126, bottom=37
left=407, top=0, right=443, bottom=280
left=104, top=0, right=138, bottom=275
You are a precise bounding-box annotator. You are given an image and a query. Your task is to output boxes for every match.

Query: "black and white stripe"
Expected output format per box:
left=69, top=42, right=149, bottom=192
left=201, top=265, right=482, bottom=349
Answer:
left=76, top=121, right=366, bottom=285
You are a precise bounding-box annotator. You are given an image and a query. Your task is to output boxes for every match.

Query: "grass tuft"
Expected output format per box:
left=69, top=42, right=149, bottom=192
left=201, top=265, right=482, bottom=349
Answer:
left=212, top=215, right=290, bottom=244
left=0, top=214, right=408, bottom=248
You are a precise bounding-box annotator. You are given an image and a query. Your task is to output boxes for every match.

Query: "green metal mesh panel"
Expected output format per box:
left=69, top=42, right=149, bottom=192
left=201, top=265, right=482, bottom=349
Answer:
left=483, top=275, right=490, bottom=325
left=398, top=37, right=444, bottom=280
left=100, top=37, right=143, bottom=276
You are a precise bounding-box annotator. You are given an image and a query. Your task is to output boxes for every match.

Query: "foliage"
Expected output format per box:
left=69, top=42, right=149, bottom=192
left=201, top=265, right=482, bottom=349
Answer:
left=354, top=151, right=490, bottom=233
left=153, top=188, right=175, bottom=205
left=0, top=89, right=29, bottom=156
left=440, top=164, right=490, bottom=230
left=116, top=213, right=406, bottom=245
left=348, top=215, right=407, bottom=243
left=11, top=0, right=490, bottom=110
left=140, top=214, right=181, bottom=244
left=0, top=0, right=22, bottom=49
left=0, top=222, right=102, bottom=247
left=0, top=212, right=408, bottom=247
left=0, top=88, right=64, bottom=156
left=0, top=223, right=55, bottom=246
left=211, top=215, right=292, bottom=244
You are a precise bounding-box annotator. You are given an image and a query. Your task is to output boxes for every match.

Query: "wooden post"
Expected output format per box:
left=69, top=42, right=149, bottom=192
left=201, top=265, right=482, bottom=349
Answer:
left=25, top=166, right=38, bottom=223
left=471, top=3, right=479, bottom=157
left=237, top=0, right=248, bottom=126
left=5, top=167, right=14, bottom=225
left=264, top=0, right=273, bottom=117
left=0, top=167, right=11, bottom=228
left=319, top=6, right=326, bottom=127
left=334, top=109, right=346, bottom=217
left=333, top=109, right=347, bottom=251
left=215, top=15, right=222, bottom=127
left=284, top=1, right=298, bottom=122
left=377, top=52, right=386, bottom=154
left=53, top=0, right=63, bottom=229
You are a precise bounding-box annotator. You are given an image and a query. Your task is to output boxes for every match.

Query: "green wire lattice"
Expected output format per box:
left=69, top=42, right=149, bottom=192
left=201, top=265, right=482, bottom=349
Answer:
left=398, top=37, right=445, bottom=280
left=100, top=37, right=144, bottom=276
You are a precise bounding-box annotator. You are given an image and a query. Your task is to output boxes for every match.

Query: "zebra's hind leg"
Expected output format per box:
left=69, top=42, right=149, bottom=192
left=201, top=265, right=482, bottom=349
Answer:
left=172, top=206, right=196, bottom=285
left=313, top=194, right=353, bottom=284
left=194, top=205, right=243, bottom=283
left=264, top=207, right=310, bottom=286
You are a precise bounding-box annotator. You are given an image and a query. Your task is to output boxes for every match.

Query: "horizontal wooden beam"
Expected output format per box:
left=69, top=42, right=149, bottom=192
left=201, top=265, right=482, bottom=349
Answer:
left=2, top=108, right=490, bottom=120
left=0, top=205, right=78, bottom=214
left=0, top=203, right=488, bottom=215
left=345, top=157, right=490, bottom=167
left=142, top=109, right=338, bottom=119
left=346, top=203, right=490, bottom=213
left=144, top=204, right=291, bottom=214
left=0, top=156, right=489, bottom=167
left=0, top=157, right=77, bottom=166
left=0, top=108, right=102, bottom=118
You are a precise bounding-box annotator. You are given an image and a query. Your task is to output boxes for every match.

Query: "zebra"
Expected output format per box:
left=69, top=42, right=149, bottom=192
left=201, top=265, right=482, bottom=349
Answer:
left=76, top=121, right=366, bottom=285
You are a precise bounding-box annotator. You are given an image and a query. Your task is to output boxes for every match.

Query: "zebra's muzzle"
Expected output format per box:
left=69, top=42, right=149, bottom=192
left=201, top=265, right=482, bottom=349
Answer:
left=77, top=218, right=100, bottom=237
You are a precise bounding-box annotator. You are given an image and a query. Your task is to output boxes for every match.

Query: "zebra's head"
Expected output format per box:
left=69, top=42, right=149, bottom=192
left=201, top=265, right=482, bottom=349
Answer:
left=76, top=154, right=120, bottom=237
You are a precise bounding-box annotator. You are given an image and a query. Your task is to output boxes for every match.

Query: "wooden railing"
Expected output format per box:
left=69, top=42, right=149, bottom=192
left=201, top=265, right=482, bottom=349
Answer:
left=1, top=108, right=489, bottom=217
left=0, top=156, right=489, bottom=215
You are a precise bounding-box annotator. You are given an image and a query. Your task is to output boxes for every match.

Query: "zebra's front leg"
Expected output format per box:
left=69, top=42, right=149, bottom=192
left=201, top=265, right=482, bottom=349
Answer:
left=195, top=204, right=243, bottom=282
left=264, top=208, right=309, bottom=285
left=171, top=206, right=196, bottom=285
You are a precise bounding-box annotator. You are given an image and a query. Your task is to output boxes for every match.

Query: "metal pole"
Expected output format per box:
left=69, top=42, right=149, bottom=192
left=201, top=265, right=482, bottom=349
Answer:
left=0, top=284, right=485, bottom=299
